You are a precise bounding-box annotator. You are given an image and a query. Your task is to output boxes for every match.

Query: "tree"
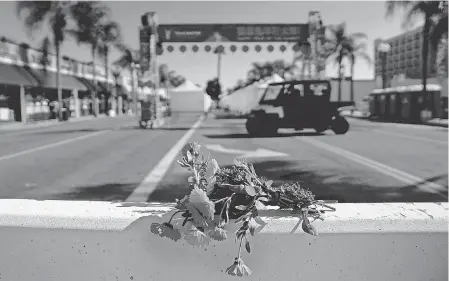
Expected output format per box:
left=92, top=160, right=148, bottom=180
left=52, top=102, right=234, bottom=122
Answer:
left=430, top=2, right=448, bottom=77
left=95, top=22, right=122, bottom=114
left=343, top=34, right=371, bottom=102
left=16, top=1, right=72, bottom=121
left=113, top=46, right=140, bottom=114
left=325, top=22, right=350, bottom=101
left=69, top=1, right=115, bottom=116
left=206, top=78, right=221, bottom=102
left=293, top=43, right=312, bottom=79
left=159, top=64, right=170, bottom=87
left=386, top=1, right=444, bottom=97
left=39, top=37, right=51, bottom=73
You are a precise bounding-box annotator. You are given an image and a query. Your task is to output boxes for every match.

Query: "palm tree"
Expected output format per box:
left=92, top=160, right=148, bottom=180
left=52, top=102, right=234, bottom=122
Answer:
left=343, top=34, right=372, bottom=102
left=16, top=1, right=72, bottom=121
left=96, top=22, right=122, bottom=114
left=293, top=42, right=312, bottom=80
left=271, top=59, right=296, bottom=80
left=39, top=37, right=51, bottom=73
left=69, top=1, right=113, bottom=116
left=325, top=22, right=349, bottom=101
left=386, top=1, right=444, bottom=97
left=113, top=46, right=140, bottom=114
left=430, top=2, right=448, bottom=77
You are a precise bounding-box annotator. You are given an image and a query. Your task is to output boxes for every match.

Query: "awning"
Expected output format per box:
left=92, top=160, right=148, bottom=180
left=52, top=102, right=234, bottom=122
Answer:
left=116, top=84, right=130, bottom=97
left=98, top=81, right=110, bottom=93
left=0, top=63, right=39, bottom=87
left=76, top=77, right=110, bottom=93
left=29, top=69, right=88, bottom=91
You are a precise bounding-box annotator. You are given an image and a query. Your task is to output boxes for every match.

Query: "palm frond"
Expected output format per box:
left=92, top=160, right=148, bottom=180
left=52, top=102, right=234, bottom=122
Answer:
left=385, top=0, right=412, bottom=18
left=430, top=13, right=448, bottom=49
left=16, top=1, right=53, bottom=34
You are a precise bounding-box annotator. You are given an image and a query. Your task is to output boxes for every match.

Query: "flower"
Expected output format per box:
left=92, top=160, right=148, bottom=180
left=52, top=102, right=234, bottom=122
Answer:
left=225, top=258, right=252, bottom=277
left=150, top=222, right=182, bottom=242
left=181, top=142, right=201, bottom=158
left=183, top=224, right=211, bottom=247
left=208, top=226, right=227, bottom=241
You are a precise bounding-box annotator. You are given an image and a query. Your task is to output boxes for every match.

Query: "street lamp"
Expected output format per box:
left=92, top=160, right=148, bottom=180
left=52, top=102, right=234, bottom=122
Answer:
left=377, top=42, right=391, bottom=89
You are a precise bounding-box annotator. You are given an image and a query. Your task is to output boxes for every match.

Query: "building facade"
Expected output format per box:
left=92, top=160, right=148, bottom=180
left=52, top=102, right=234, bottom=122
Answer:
left=374, top=27, right=438, bottom=85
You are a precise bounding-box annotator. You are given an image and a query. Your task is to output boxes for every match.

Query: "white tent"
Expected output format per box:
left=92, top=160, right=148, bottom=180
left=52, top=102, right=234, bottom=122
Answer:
left=221, top=74, right=285, bottom=114
left=170, top=79, right=211, bottom=112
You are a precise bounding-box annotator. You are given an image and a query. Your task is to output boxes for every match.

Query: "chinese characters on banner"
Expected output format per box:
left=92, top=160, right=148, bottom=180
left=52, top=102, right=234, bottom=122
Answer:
left=158, top=24, right=309, bottom=43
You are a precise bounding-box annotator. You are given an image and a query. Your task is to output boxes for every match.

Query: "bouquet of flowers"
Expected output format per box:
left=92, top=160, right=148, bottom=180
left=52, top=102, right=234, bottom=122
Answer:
left=150, top=142, right=336, bottom=277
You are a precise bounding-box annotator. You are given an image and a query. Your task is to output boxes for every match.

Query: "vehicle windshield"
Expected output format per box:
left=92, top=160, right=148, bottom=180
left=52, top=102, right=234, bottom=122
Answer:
left=261, top=85, right=284, bottom=101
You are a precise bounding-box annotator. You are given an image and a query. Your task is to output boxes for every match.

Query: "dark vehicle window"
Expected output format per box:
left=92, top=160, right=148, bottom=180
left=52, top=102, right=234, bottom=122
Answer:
left=261, top=85, right=284, bottom=101
left=308, top=82, right=330, bottom=96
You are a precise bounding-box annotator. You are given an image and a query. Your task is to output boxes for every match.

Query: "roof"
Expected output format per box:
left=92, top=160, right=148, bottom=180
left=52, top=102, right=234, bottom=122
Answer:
left=172, top=79, right=203, bottom=92
left=29, top=69, right=88, bottom=91
left=0, top=63, right=39, bottom=87
left=269, top=79, right=330, bottom=86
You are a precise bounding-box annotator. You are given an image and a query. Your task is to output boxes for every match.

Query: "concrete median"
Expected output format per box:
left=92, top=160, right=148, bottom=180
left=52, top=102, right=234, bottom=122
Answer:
left=0, top=199, right=447, bottom=281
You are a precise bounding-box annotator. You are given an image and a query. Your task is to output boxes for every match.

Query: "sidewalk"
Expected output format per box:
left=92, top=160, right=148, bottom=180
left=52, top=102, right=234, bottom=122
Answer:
left=0, top=114, right=108, bottom=132
left=342, top=110, right=448, bottom=128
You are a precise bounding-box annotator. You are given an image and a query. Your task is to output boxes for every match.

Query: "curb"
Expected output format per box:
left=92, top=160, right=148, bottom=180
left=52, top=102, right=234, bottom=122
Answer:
left=0, top=114, right=109, bottom=131
left=347, top=115, right=449, bottom=128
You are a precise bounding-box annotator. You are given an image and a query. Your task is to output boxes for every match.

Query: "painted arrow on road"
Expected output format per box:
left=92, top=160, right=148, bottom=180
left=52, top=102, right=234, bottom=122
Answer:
left=205, top=144, right=288, bottom=158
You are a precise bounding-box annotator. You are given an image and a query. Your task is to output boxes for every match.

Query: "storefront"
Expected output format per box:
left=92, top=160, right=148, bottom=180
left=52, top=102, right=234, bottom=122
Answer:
left=0, top=62, right=39, bottom=122
left=27, top=68, right=89, bottom=120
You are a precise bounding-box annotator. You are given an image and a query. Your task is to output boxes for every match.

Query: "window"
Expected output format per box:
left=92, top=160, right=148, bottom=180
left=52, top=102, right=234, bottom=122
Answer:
left=261, top=85, right=283, bottom=101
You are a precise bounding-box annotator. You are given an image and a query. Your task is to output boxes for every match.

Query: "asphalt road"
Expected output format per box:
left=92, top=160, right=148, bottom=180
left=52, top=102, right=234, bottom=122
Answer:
left=0, top=112, right=447, bottom=203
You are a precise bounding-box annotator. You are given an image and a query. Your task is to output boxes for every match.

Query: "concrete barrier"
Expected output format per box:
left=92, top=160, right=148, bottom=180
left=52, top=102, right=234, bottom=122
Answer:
left=0, top=200, right=447, bottom=281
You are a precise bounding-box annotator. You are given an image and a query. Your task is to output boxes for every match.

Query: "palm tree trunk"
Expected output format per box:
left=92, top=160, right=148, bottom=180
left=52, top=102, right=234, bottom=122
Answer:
left=56, top=42, right=63, bottom=121
left=130, top=66, right=136, bottom=115
left=91, top=47, right=98, bottom=116
left=421, top=19, right=431, bottom=118
left=105, top=51, right=115, bottom=115
left=436, top=33, right=448, bottom=78
left=350, top=59, right=355, bottom=103
left=301, top=61, right=306, bottom=80
left=338, top=58, right=343, bottom=102
left=308, top=59, right=312, bottom=79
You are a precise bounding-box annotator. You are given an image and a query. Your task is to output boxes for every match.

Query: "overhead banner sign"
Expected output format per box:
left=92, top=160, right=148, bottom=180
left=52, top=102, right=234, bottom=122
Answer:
left=158, top=24, right=309, bottom=43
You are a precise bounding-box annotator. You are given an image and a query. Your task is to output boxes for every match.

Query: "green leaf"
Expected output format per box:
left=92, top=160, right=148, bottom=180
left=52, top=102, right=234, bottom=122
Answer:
left=302, top=216, right=318, bottom=236
left=235, top=205, right=248, bottom=211
left=265, top=180, right=273, bottom=187
left=245, top=185, right=257, bottom=197
left=248, top=220, right=257, bottom=236
left=245, top=241, right=251, bottom=253
left=186, top=150, right=193, bottom=163
left=255, top=200, right=266, bottom=210
left=177, top=159, right=190, bottom=168
left=185, top=187, right=215, bottom=227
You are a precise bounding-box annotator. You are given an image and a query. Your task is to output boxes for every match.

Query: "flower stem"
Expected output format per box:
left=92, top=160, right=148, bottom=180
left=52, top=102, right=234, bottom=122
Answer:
left=237, top=236, right=244, bottom=259
left=168, top=210, right=183, bottom=224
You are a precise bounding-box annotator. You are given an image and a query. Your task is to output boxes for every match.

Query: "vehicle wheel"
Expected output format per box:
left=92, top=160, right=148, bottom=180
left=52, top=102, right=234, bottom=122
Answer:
left=314, top=124, right=328, bottom=134
left=139, top=121, right=148, bottom=129
left=246, top=118, right=262, bottom=137
left=331, top=116, right=349, bottom=135
left=264, top=122, right=278, bottom=136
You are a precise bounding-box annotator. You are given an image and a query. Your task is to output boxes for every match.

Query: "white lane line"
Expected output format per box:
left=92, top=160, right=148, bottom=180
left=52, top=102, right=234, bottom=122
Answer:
left=125, top=116, right=205, bottom=202
left=0, top=130, right=106, bottom=162
left=298, top=137, right=448, bottom=199
left=372, top=129, right=448, bottom=146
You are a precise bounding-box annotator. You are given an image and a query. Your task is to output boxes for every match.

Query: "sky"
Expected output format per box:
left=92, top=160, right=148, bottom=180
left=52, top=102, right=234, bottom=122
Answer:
left=0, top=0, right=416, bottom=89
